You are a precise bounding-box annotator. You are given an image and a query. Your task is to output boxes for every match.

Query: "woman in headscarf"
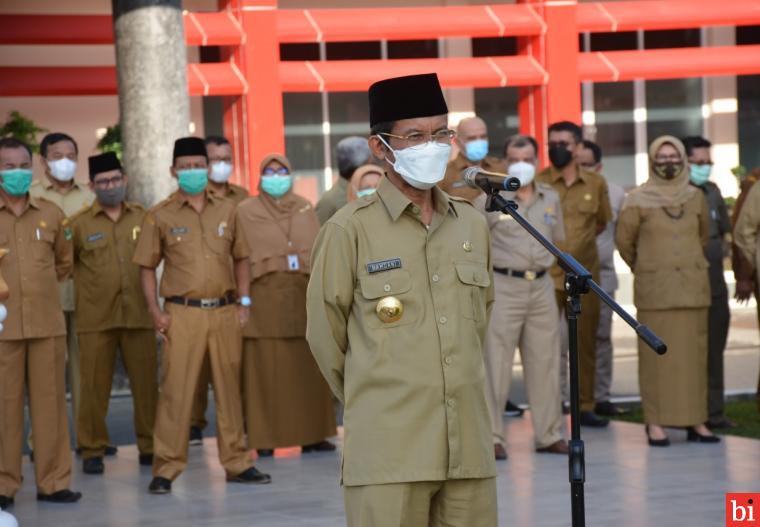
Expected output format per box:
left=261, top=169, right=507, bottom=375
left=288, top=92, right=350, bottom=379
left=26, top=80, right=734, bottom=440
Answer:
left=236, top=153, right=336, bottom=456
left=346, top=164, right=383, bottom=203
left=616, top=136, right=719, bottom=446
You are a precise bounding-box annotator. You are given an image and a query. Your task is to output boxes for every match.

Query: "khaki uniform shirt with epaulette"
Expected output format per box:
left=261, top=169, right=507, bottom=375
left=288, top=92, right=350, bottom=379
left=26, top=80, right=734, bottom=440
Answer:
left=440, top=153, right=504, bottom=202
left=0, top=195, right=72, bottom=341
left=306, top=176, right=496, bottom=487
left=210, top=182, right=249, bottom=205
left=315, top=177, right=349, bottom=225
left=132, top=190, right=248, bottom=299
left=70, top=201, right=153, bottom=333
left=30, top=178, right=95, bottom=311
left=475, top=183, right=565, bottom=272
left=535, top=166, right=612, bottom=290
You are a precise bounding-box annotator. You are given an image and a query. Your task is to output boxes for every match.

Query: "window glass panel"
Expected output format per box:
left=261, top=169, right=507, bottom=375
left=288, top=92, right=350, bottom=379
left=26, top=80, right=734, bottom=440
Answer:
left=388, top=40, right=438, bottom=59
left=283, top=92, right=324, bottom=200
left=737, top=26, right=760, bottom=171
left=591, top=82, right=636, bottom=187
left=645, top=78, right=703, bottom=142
left=473, top=87, right=519, bottom=158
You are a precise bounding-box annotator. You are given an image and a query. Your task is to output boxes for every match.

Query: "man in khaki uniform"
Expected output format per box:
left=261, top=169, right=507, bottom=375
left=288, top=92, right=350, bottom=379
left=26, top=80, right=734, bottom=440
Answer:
left=189, top=135, right=249, bottom=444
left=535, top=121, right=612, bottom=427
left=307, top=74, right=497, bottom=527
left=70, top=152, right=158, bottom=475
left=315, top=136, right=372, bottom=224
left=30, top=132, right=95, bottom=445
left=478, top=135, right=567, bottom=460
left=0, top=138, right=82, bottom=508
left=439, top=116, right=503, bottom=202
left=134, top=137, right=270, bottom=494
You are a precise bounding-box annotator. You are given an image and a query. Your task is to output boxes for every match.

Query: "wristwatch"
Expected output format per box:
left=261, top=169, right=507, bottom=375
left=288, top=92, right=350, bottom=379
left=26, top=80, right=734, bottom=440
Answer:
left=238, top=296, right=252, bottom=307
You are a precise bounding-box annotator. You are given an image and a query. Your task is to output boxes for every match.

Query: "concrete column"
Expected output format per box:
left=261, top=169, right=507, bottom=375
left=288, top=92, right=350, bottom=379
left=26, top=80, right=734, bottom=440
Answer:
left=703, top=27, right=740, bottom=198
left=112, top=0, right=190, bottom=207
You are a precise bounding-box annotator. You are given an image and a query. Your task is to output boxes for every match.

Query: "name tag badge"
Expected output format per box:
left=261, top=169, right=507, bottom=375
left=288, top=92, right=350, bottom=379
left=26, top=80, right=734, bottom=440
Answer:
left=367, top=258, right=402, bottom=274
left=87, top=232, right=104, bottom=243
left=170, top=227, right=188, bottom=236
left=287, top=254, right=300, bottom=271
left=544, top=213, right=556, bottom=226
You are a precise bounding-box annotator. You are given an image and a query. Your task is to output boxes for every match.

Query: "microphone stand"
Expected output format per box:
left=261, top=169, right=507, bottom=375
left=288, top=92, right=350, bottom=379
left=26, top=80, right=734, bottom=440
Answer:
left=482, top=186, right=667, bottom=527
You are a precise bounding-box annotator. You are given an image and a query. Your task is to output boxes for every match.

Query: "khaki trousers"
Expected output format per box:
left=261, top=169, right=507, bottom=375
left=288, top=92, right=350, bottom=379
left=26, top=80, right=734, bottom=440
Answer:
left=0, top=337, right=72, bottom=496
left=556, top=285, right=600, bottom=413
left=152, top=303, right=250, bottom=480
left=77, top=329, right=158, bottom=459
left=485, top=273, right=563, bottom=448
left=65, top=311, right=81, bottom=430
left=344, top=478, right=497, bottom=527
left=190, top=356, right=211, bottom=430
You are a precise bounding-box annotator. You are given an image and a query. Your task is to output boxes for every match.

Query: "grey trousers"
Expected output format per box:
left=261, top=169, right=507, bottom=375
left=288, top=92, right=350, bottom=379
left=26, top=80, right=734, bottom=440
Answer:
left=707, top=290, right=730, bottom=421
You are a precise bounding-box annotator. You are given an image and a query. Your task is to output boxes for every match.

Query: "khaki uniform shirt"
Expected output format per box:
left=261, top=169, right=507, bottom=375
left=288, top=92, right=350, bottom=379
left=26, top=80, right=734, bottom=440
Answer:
left=0, top=195, right=72, bottom=341
left=210, top=182, right=249, bottom=205
left=132, top=190, right=248, bottom=299
left=596, top=181, right=626, bottom=292
left=70, top=201, right=153, bottom=333
left=440, top=153, right=503, bottom=202
left=734, top=180, right=760, bottom=275
left=307, top=176, right=496, bottom=486
left=315, top=177, right=349, bottom=225
left=731, top=174, right=759, bottom=284
left=616, top=191, right=710, bottom=310
left=536, top=166, right=612, bottom=290
left=475, top=183, right=565, bottom=271
left=30, top=179, right=95, bottom=311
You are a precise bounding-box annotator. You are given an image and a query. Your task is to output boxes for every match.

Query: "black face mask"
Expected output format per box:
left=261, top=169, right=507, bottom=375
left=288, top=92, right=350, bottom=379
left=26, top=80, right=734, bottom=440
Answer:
left=95, top=185, right=127, bottom=208
left=548, top=145, right=573, bottom=169
left=654, top=162, right=682, bottom=180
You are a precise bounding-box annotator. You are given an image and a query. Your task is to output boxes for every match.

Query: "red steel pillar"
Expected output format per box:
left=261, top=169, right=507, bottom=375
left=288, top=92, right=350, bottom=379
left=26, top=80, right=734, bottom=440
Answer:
left=517, top=0, right=581, bottom=163
left=221, top=0, right=284, bottom=194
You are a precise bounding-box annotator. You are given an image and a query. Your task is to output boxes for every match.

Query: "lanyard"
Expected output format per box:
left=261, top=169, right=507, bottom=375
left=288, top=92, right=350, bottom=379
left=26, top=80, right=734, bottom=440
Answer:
left=259, top=195, right=294, bottom=248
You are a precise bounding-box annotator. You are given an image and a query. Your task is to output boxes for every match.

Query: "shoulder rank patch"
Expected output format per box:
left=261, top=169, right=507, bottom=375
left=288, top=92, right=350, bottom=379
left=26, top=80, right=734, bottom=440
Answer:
left=366, top=258, right=402, bottom=274
left=87, top=232, right=104, bottom=243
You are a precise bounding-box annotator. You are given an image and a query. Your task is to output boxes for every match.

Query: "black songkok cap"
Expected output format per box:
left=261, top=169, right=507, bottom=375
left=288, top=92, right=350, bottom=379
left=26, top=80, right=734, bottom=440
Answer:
left=88, top=152, right=121, bottom=181
left=368, top=73, right=448, bottom=128
left=173, top=137, right=208, bottom=162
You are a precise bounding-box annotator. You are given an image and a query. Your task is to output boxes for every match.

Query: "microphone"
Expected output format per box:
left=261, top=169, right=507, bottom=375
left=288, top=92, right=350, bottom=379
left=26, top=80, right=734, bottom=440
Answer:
left=462, top=166, right=521, bottom=192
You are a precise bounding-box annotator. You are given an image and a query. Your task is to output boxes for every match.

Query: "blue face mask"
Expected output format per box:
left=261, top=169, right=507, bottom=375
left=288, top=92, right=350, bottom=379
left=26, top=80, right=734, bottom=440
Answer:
left=261, top=175, right=293, bottom=198
left=0, top=168, right=33, bottom=196
left=356, top=188, right=376, bottom=198
left=176, top=168, right=208, bottom=195
left=464, top=139, right=489, bottom=162
left=689, top=164, right=711, bottom=186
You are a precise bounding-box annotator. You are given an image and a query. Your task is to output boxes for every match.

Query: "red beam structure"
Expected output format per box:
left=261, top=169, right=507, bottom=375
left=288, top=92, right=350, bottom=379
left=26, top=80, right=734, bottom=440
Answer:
left=3, top=1, right=760, bottom=186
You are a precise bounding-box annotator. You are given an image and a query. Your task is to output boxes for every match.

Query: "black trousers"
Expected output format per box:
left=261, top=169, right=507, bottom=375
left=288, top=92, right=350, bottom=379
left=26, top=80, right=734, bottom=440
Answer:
left=707, top=290, right=730, bottom=421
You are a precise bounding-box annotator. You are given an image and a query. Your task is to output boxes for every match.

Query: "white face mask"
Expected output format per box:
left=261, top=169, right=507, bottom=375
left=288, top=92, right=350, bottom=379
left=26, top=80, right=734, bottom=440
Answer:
left=377, top=135, right=451, bottom=190
left=48, top=158, right=77, bottom=182
left=508, top=161, right=536, bottom=187
left=209, top=161, right=233, bottom=183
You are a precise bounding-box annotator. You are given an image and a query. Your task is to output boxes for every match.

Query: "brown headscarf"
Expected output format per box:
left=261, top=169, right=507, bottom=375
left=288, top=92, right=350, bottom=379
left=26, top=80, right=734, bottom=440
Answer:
left=347, top=164, right=383, bottom=202
left=622, top=135, right=697, bottom=210
left=258, top=153, right=300, bottom=216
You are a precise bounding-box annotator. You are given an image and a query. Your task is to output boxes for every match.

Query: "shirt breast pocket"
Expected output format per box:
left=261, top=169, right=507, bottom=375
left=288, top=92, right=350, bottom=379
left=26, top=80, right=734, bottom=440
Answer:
left=455, top=262, right=491, bottom=322
left=206, top=231, right=233, bottom=257
left=81, top=237, right=111, bottom=268
left=358, top=269, right=417, bottom=329
left=31, top=228, right=56, bottom=263
left=165, top=233, right=197, bottom=264
left=576, top=197, right=599, bottom=216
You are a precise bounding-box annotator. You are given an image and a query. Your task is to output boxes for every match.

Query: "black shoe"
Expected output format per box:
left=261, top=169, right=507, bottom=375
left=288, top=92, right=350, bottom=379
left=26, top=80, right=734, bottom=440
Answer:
left=104, top=445, right=118, bottom=456
left=504, top=400, right=525, bottom=417
left=148, top=477, right=172, bottom=494
left=257, top=449, right=274, bottom=457
left=29, top=450, right=34, bottom=463
left=227, top=466, right=271, bottom=484
left=494, top=444, right=508, bottom=460
left=706, top=417, right=736, bottom=430
left=82, top=457, right=104, bottom=475
left=579, top=411, right=609, bottom=428
left=562, top=402, right=570, bottom=415
left=302, top=440, right=337, bottom=453
left=37, top=489, right=82, bottom=503
left=595, top=401, right=629, bottom=416
left=189, top=426, right=203, bottom=446
left=0, top=495, right=13, bottom=509
left=687, top=427, right=721, bottom=443
left=139, top=454, right=154, bottom=466
left=645, top=425, right=670, bottom=447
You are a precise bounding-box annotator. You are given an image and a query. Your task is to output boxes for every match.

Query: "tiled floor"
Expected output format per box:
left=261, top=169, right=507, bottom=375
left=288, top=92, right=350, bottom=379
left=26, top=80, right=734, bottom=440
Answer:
left=8, top=414, right=760, bottom=527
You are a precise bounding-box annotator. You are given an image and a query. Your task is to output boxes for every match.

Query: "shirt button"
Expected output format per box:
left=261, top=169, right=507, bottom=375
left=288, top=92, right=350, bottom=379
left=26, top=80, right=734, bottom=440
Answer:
left=439, top=316, right=447, bottom=325
left=383, top=284, right=391, bottom=292
left=444, top=356, right=452, bottom=365
left=412, top=206, right=420, bottom=214
left=432, top=274, right=440, bottom=282
left=447, top=399, right=455, bottom=408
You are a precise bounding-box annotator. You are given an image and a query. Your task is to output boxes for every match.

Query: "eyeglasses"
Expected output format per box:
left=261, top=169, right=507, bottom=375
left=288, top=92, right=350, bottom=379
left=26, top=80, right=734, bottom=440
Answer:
left=548, top=141, right=573, bottom=149
left=379, top=129, right=456, bottom=150
left=263, top=167, right=289, bottom=175
left=654, top=155, right=682, bottom=163
left=93, top=175, right=124, bottom=188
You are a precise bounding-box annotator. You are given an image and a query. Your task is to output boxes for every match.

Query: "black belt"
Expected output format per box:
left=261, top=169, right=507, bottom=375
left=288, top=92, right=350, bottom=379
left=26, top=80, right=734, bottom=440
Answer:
left=165, top=294, right=236, bottom=309
left=493, top=267, right=546, bottom=281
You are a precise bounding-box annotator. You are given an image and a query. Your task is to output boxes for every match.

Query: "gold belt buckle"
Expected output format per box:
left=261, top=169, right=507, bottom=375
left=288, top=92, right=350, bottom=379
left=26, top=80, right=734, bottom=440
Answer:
left=524, top=270, right=537, bottom=281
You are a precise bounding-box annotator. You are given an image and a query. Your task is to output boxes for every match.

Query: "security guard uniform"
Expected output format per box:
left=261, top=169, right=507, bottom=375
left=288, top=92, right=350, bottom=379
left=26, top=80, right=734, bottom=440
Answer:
left=535, top=166, right=611, bottom=412
left=0, top=195, right=74, bottom=497
left=70, top=200, right=157, bottom=461
left=307, top=176, right=497, bottom=526
left=476, top=184, right=566, bottom=450
left=133, top=190, right=252, bottom=481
